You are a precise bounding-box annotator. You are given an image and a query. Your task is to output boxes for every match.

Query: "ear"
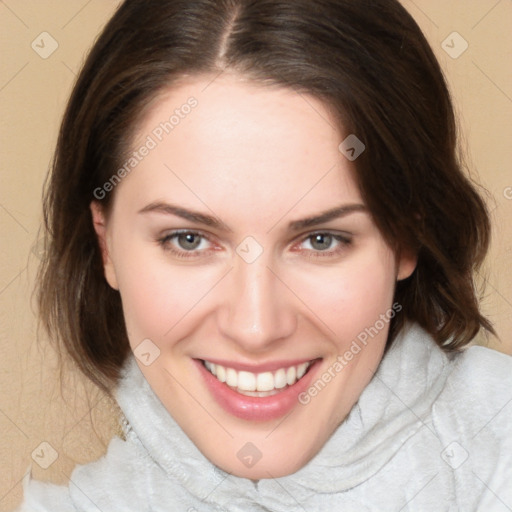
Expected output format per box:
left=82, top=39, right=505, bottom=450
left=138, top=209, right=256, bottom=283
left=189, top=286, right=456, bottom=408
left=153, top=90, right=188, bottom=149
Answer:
left=90, top=201, right=119, bottom=290
left=396, top=246, right=417, bottom=282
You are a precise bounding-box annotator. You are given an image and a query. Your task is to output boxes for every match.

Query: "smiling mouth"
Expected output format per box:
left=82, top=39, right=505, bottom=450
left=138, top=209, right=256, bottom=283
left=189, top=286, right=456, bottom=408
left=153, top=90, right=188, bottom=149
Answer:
left=202, top=359, right=315, bottom=397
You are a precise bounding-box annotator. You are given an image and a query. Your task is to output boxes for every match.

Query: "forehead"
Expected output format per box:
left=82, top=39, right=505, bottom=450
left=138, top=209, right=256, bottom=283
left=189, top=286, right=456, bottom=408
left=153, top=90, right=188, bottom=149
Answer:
left=117, top=74, right=363, bottom=224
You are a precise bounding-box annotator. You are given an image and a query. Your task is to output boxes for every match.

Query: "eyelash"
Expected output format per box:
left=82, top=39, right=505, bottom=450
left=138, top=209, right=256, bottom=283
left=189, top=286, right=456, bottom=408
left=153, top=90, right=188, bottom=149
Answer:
left=157, top=230, right=214, bottom=260
left=157, top=230, right=352, bottom=260
left=297, top=232, right=352, bottom=259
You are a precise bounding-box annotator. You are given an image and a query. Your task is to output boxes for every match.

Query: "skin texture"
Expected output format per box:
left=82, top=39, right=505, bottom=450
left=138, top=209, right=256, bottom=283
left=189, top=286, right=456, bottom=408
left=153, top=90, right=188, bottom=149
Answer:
left=91, top=74, right=416, bottom=479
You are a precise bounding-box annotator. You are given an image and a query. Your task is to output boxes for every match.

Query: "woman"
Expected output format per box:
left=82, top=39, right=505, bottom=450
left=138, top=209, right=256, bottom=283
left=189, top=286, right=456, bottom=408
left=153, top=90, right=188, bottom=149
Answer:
left=17, top=0, right=512, bottom=510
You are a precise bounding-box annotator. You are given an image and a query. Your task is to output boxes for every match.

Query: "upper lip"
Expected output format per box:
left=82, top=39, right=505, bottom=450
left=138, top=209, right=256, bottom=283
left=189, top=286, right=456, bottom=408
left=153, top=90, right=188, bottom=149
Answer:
left=198, top=357, right=320, bottom=373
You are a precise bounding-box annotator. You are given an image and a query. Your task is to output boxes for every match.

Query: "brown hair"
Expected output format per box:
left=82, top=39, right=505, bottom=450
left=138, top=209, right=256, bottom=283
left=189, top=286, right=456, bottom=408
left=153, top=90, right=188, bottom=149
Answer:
left=38, top=0, right=495, bottom=395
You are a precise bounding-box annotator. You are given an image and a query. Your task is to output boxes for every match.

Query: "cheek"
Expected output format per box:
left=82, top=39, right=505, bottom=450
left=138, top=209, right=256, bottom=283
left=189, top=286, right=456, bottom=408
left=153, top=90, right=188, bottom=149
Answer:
left=113, top=244, right=219, bottom=346
left=290, top=242, right=397, bottom=341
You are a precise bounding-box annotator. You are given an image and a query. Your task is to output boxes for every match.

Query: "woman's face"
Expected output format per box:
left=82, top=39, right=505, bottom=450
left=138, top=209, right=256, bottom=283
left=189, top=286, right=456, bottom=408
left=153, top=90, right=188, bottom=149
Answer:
left=92, top=74, right=416, bottom=478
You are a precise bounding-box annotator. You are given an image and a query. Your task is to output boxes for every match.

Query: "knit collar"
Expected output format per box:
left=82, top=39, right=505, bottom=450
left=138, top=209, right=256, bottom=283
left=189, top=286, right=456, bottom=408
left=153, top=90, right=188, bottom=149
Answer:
left=115, top=323, right=450, bottom=510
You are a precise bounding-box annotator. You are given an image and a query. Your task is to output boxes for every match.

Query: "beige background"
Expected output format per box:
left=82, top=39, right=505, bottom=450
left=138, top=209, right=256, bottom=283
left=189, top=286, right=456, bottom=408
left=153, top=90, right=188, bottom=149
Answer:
left=1, top=1, right=511, bottom=509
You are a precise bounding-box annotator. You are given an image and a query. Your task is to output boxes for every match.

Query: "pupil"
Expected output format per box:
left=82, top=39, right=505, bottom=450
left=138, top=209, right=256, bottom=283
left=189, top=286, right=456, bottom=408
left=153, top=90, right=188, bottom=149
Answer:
left=178, top=233, right=201, bottom=250
left=311, top=234, right=332, bottom=251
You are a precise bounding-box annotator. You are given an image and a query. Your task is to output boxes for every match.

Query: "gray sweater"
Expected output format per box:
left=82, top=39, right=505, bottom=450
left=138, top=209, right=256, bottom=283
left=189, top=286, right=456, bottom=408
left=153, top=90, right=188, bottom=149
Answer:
left=16, top=323, right=512, bottom=511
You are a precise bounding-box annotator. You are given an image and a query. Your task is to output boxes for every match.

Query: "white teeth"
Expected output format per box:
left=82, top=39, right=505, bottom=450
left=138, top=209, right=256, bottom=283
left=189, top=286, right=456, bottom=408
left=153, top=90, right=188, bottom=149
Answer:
left=204, top=360, right=312, bottom=394
left=286, top=366, right=296, bottom=385
left=226, top=368, right=238, bottom=387
left=256, top=372, right=275, bottom=392
left=216, top=365, right=226, bottom=383
left=238, top=371, right=256, bottom=391
left=274, top=369, right=287, bottom=389
left=297, top=362, right=308, bottom=379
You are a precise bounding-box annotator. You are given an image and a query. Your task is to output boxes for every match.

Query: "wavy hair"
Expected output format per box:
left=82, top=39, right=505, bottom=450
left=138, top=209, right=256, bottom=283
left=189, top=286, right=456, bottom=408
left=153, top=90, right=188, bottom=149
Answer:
left=38, top=0, right=494, bottom=394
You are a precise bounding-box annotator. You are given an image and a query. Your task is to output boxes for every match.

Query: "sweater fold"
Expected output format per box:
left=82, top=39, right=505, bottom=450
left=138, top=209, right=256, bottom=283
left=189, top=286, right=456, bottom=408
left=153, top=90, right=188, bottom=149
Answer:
left=15, top=323, right=512, bottom=511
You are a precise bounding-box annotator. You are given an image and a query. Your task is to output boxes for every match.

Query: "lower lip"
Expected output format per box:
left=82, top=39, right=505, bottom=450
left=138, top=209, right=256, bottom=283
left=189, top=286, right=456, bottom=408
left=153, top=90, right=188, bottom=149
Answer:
left=195, top=358, right=322, bottom=421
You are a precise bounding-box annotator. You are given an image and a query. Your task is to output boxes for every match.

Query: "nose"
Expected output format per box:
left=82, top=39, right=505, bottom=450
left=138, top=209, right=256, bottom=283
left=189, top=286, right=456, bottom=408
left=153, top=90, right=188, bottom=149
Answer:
left=217, top=255, right=297, bottom=353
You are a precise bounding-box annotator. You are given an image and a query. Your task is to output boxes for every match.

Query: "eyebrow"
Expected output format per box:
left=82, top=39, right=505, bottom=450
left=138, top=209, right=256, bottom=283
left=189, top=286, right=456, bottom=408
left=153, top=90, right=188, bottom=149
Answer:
left=138, top=202, right=231, bottom=231
left=286, top=204, right=367, bottom=231
left=138, top=201, right=367, bottom=232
